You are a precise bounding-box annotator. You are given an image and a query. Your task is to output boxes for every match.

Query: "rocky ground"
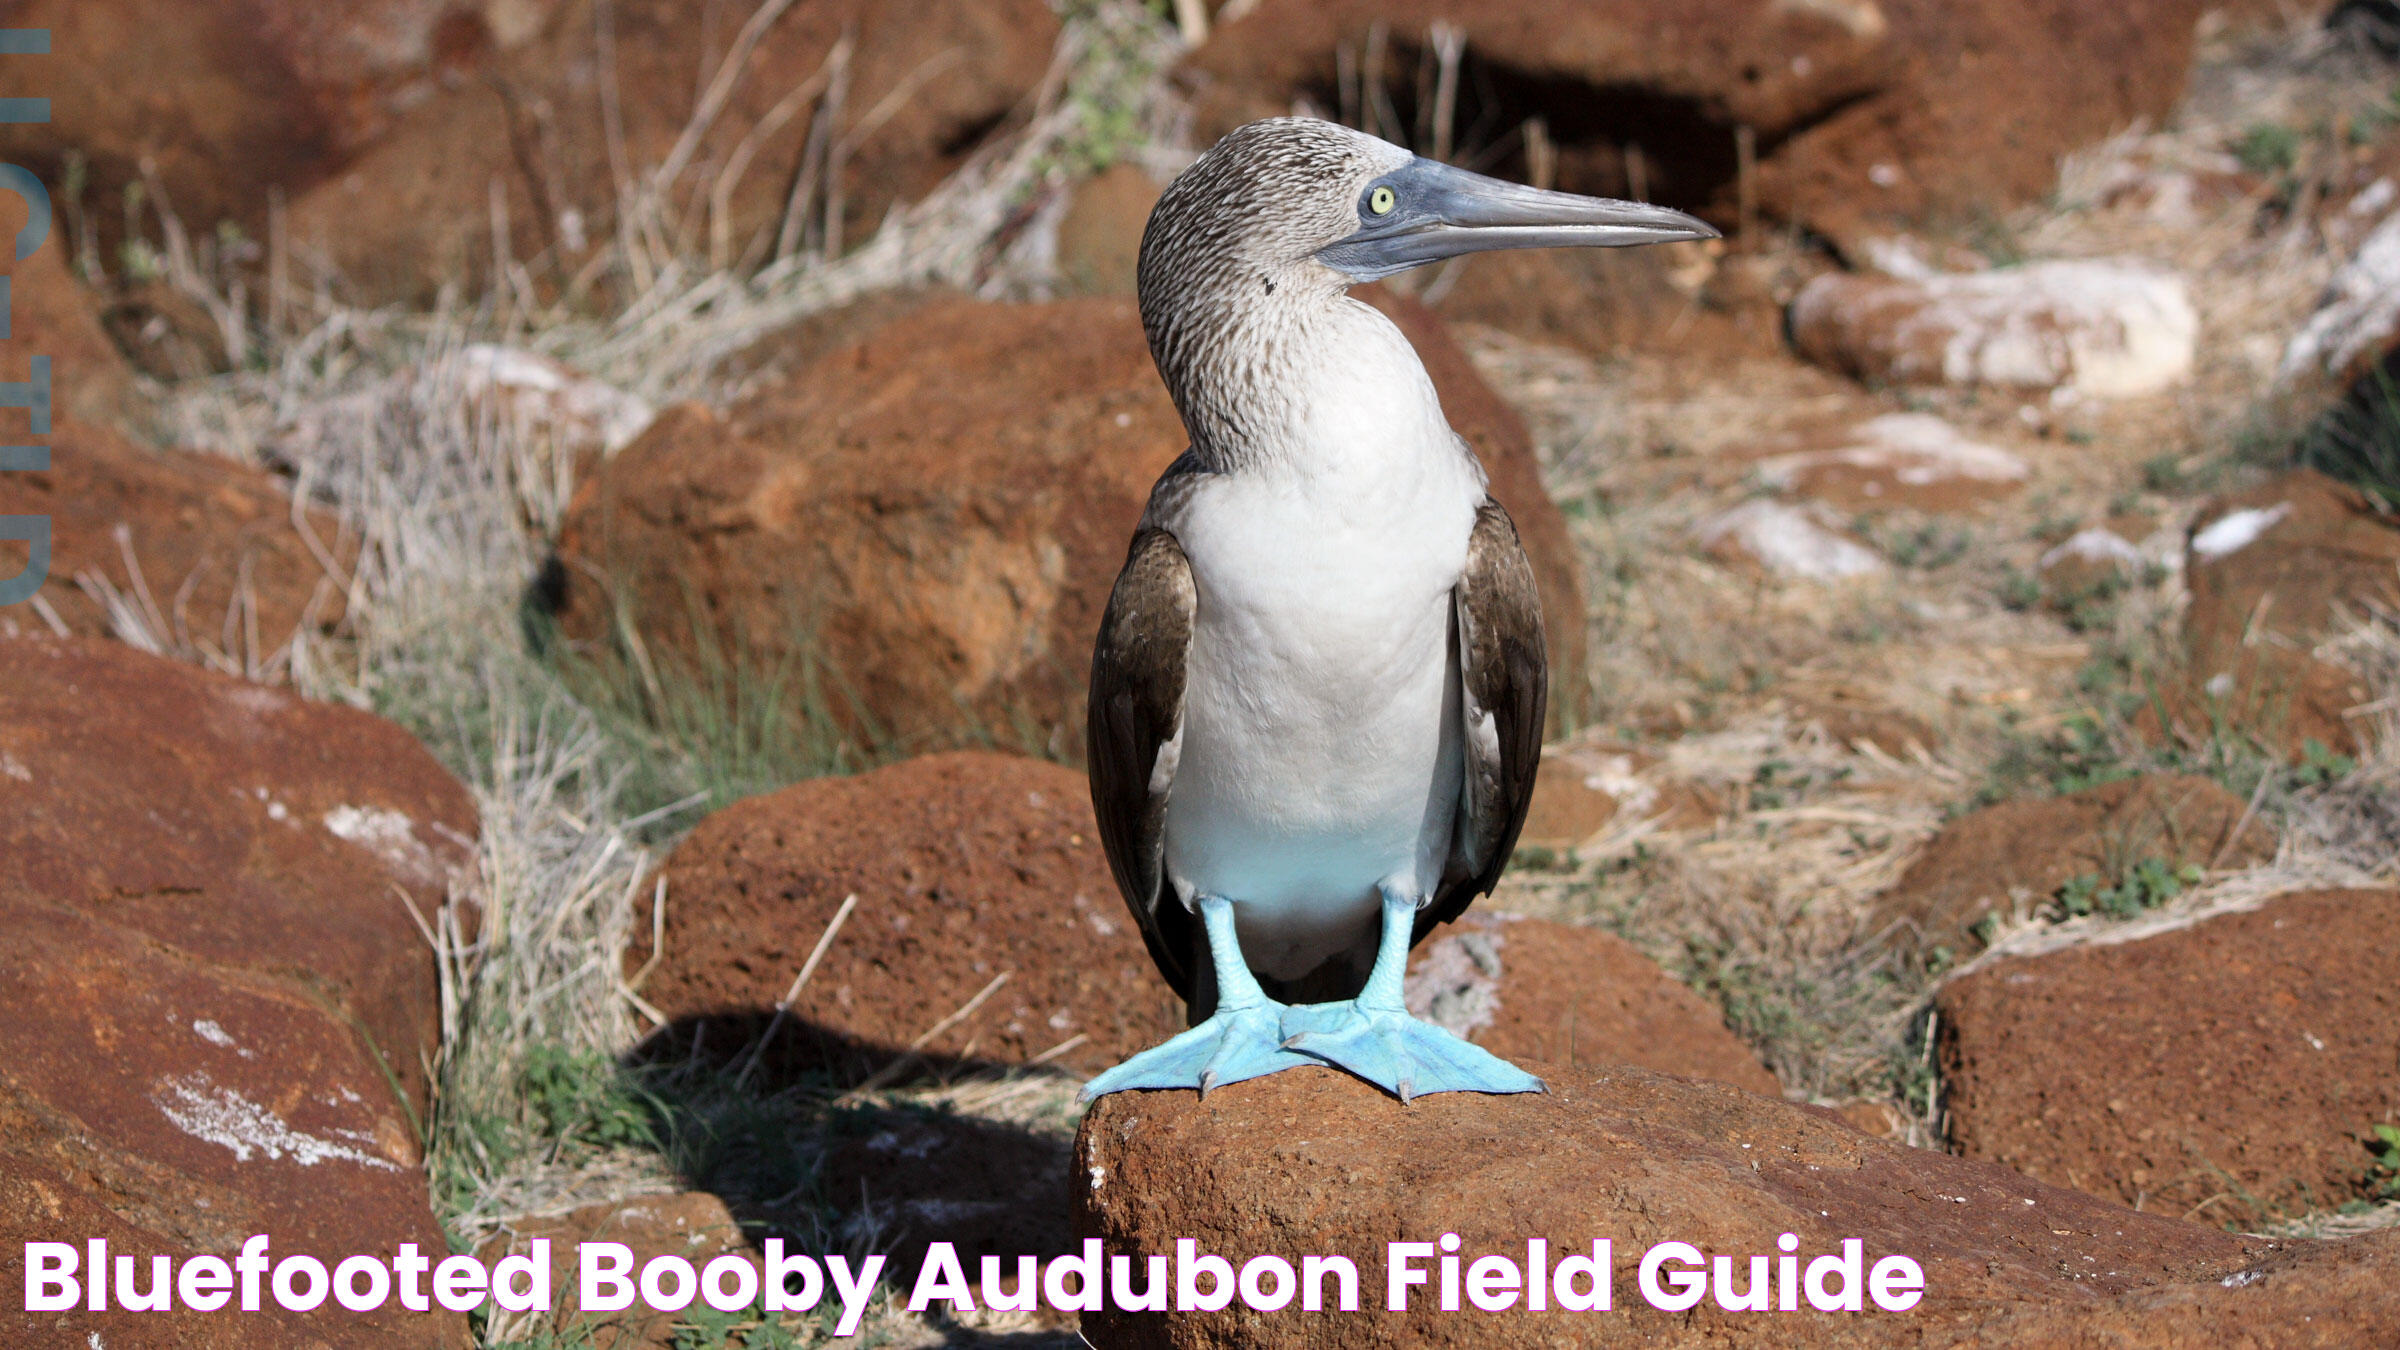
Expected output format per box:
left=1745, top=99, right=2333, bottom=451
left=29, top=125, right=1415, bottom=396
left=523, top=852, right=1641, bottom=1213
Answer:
left=4, top=1, right=2399, bottom=1347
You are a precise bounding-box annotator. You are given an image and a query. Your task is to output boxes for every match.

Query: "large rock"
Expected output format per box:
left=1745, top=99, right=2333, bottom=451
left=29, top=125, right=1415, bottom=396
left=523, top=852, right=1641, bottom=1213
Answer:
left=1176, top=0, right=2201, bottom=243
left=1869, top=775, right=2274, bottom=959
left=0, top=636, right=474, bottom=1349
left=2154, top=470, right=2400, bottom=760
left=1750, top=413, right=2029, bottom=515
left=626, top=751, right=1182, bottom=1085
left=0, top=635, right=473, bottom=1110
left=2183, top=470, right=2400, bottom=667
left=0, top=418, right=351, bottom=659
left=548, top=291, right=1584, bottom=756
left=1403, top=913, right=1778, bottom=1096
left=0, top=0, right=560, bottom=247
left=2279, top=205, right=2400, bottom=389
left=1789, top=261, right=2199, bottom=398
left=5, top=231, right=140, bottom=435
left=1068, top=1062, right=2390, bottom=1348
left=1937, top=889, right=2400, bottom=1227
left=287, top=0, right=1058, bottom=302
left=1691, top=499, right=1886, bottom=581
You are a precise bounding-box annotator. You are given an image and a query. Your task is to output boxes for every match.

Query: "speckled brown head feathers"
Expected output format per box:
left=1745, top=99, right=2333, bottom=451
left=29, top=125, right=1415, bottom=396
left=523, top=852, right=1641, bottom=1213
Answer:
left=1135, top=119, right=1412, bottom=465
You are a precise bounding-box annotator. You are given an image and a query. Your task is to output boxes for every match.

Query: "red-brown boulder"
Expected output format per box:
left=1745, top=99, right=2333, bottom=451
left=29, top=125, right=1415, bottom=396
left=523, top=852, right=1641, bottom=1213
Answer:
left=1071, top=1061, right=2385, bottom=1348
left=1936, top=889, right=2400, bottom=1228
left=2183, top=470, right=2400, bottom=666
left=1868, top=775, right=2274, bottom=959
left=548, top=292, right=1583, bottom=757
left=2151, top=469, right=2400, bottom=760
left=0, top=635, right=474, bottom=1111
left=0, top=418, right=351, bottom=662
left=287, top=0, right=1058, bottom=303
left=0, top=0, right=563, bottom=247
left=0, top=636, right=476, bottom=1349
left=626, top=751, right=1183, bottom=1085
left=1176, top=0, right=2202, bottom=244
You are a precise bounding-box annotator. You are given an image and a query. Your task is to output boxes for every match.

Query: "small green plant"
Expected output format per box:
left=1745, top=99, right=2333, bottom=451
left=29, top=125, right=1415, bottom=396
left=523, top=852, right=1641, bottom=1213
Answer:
left=2234, top=121, right=2302, bottom=174
left=2141, top=453, right=2188, bottom=493
left=1870, top=520, right=1971, bottom=570
left=520, top=1046, right=662, bottom=1156
left=670, top=1297, right=814, bottom=1349
left=1997, top=567, right=2043, bottom=612
left=2366, top=1123, right=2400, bottom=1200
left=2050, top=856, right=2203, bottom=921
left=2289, top=738, right=2358, bottom=789
left=1972, top=714, right=2142, bottom=809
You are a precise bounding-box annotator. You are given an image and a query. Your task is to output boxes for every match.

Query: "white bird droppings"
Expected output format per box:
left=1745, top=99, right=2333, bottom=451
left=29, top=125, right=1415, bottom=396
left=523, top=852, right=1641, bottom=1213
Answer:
left=152, top=1071, right=401, bottom=1171
left=2190, top=503, right=2292, bottom=561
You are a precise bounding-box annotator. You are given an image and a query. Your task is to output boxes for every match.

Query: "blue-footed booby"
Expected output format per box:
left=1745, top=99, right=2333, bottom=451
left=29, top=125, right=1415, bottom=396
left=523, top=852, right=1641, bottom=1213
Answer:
left=1084, top=118, right=1716, bottom=1101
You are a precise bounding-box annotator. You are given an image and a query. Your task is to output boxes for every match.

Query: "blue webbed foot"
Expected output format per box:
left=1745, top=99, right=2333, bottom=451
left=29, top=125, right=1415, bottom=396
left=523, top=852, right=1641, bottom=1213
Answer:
left=1080, top=1002, right=1314, bottom=1100
left=1280, top=1000, right=1545, bottom=1102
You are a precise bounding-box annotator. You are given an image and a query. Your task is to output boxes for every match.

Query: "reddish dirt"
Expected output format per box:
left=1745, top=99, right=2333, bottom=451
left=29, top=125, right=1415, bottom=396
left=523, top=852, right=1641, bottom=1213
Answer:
left=0, top=635, right=475, bottom=1113
left=626, top=751, right=1185, bottom=1085
left=0, top=418, right=353, bottom=654
left=1177, top=0, right=2200, bottom=244
left=0, top=636, right=475, bottom=1350
left=1074, top=1060, right=2320, bottom=1349
left=0, top=0, right=559, bottom=253
left=1403, top=913, right=1781, bottom=1095
left=478, top=1192, right=755, bottom=1350
left=1937, top=889, right=2400, bottom=1227
left=1870, top=775, right=2274, bottom=958
left=287, top=0, right=1058, bottom=304
left=549, top=291, right=1584, bottom=757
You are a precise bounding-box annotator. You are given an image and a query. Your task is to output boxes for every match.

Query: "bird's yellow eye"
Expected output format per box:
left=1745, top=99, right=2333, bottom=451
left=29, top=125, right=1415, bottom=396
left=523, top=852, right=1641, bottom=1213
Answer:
left=1368, top=185, right=1396, bottom=216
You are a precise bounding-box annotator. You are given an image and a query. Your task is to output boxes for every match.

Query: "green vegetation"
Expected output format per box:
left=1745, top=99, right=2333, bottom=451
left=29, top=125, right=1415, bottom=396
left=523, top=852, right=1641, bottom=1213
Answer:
left=1865, top=519, right=1972, bottom=570
left=2297, top=362, right=2400, bottom=510
left=2049, top=856, right=2204, bottom=921
left=2366, top=1123, right=2400, bottom=1200
left=1970, top=714, right=2143, bottom=809
left=2234, top=121, right=2302, bottom=175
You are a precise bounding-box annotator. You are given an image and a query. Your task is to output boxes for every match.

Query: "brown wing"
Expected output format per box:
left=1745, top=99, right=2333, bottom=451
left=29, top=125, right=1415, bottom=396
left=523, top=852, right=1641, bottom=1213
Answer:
left=1418, top=497, right=1548, bottom=942
left=1087, top=524, right=1200, bottom=1002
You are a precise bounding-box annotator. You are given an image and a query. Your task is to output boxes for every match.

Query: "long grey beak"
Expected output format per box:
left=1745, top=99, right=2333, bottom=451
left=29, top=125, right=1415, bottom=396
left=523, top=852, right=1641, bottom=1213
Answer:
left=1317, top=156, right=1719, bottom=282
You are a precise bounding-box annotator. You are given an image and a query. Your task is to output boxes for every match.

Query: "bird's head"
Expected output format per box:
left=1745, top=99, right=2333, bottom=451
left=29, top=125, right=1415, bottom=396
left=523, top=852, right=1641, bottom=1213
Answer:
left=1138, top=117, right=1719, bottom=329
left=1136, top=118, right=1718, bottom=464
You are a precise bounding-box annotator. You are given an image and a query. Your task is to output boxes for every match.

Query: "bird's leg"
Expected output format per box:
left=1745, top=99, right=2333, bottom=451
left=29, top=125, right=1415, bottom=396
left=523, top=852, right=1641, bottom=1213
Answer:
left=1279, top=886, right=1545, bottom=1101
left=1081, top=894, right=1316, bottom=1100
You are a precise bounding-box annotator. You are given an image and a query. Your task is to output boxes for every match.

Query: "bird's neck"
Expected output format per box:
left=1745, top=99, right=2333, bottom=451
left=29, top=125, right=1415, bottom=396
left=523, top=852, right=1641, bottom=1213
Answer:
left=1149, top=290, right=1464, bottom=485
